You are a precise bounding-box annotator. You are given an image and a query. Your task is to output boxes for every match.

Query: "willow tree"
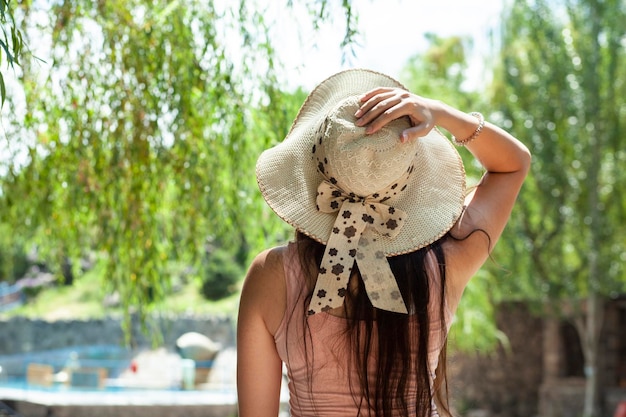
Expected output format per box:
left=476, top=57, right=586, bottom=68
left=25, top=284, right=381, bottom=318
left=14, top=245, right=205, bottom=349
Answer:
left=489, top=1, right=625, bottom=415
left=0, top=0, right=356, bottom=337
left=0, top=0, right=25, bottom=105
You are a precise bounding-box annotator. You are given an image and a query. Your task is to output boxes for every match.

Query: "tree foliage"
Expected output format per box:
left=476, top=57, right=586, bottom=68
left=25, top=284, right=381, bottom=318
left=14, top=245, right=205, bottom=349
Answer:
left=291, top=0, right=360, bottom=52
left=488, top=1, right=625, bottom=414
left=489, top=0, right=625, bottom=303
left=0, top=0, right=317, bottom=336
left=0, top=0, right=25, bottom=105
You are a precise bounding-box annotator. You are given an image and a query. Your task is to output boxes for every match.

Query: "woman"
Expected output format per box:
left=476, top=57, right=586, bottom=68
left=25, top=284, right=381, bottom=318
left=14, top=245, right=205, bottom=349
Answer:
left=237, top=69, right=530, bottom=417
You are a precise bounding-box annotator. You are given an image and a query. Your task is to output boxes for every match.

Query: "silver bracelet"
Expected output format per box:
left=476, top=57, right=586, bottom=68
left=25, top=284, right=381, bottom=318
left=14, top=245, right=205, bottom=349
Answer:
left=452, top=112, right=485, bottom=146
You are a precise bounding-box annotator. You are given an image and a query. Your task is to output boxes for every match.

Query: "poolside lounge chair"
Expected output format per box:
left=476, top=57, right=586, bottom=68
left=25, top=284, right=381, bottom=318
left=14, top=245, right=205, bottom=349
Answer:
left=69, top=367, right=108, bottom=389
left=26, top=363, right=54, bottom=387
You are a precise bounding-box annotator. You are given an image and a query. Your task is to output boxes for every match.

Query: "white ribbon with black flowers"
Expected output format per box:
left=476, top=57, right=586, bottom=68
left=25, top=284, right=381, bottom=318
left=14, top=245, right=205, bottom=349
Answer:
left=308, top=180, right=409, bottom=315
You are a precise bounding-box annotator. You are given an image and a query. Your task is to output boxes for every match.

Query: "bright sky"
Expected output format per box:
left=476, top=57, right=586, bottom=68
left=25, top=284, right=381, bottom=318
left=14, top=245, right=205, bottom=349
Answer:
left=266, top=0, right=505, bottom=90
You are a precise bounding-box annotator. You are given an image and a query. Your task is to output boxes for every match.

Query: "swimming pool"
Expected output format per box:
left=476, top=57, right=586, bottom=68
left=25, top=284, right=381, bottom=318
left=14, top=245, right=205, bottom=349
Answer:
left=0, top=346, right=239, bottom=417
left=0, top=344, right=216, bottom=392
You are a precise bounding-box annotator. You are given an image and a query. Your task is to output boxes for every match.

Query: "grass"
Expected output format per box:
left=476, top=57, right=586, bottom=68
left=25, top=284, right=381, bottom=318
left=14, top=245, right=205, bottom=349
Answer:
left=0, top=262, right=242, bottom=322
left=159, top=280, right=241, bottom=318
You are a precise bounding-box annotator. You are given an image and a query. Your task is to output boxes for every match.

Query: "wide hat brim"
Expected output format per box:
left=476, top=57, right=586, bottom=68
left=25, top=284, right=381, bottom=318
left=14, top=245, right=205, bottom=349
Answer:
left=256, top=69, right=466, bottom=256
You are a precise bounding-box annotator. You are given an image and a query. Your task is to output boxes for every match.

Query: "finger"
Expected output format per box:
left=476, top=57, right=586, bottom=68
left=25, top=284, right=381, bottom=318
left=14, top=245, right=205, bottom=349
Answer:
left=401, top=107, right=435, bottom=141
left=357, top=90, right=411, bottom=126
left=355, top=91, right=397, bottom=121
left=400, top=123, right=434, bottom=143
left=408, top=106, right=434, bottom=131
left=363, top=104, right=411, bottom=134
left=359, top=87, right=397, bottom=103
left=355, top=87, right=405, bottom=117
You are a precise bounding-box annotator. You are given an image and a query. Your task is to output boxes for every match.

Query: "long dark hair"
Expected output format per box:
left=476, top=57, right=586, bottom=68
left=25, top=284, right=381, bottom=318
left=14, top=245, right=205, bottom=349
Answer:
left=294, top=231, right=451, bottom=417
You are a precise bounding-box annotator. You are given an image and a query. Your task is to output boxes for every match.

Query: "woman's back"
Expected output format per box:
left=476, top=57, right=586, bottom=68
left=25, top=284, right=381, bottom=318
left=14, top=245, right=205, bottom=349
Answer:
left=274, top=241, right=453, bottom=417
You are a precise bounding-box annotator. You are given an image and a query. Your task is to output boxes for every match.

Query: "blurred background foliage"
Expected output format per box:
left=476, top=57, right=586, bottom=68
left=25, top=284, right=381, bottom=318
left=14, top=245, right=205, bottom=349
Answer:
left=0, top=0, right=305, bottom=336
left=485, top=2, right=625, bottom=412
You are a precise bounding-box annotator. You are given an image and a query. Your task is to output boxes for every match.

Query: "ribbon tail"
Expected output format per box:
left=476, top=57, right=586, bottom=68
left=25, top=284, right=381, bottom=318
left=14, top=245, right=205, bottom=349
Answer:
left=307, top=203, right=365, bottom=315
left=356, top=231, right=408, bottom=314
left=308, top=270, right=351, bottom=315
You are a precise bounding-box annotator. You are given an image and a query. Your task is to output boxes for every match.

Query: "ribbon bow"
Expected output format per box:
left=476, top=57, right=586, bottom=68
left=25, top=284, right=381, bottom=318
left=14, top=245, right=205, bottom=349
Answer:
left=308, top=180, right=409, bottom=315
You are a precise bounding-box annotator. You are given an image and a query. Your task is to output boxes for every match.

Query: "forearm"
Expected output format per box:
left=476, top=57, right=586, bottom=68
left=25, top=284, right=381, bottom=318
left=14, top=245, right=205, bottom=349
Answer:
left=430, top=101, right=531, bottom=174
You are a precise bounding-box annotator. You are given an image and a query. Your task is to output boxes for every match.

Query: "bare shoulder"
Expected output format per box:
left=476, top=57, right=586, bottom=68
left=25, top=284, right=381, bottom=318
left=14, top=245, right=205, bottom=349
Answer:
left=239, top=246, right=287, bottom=335
left=245, top=246, right=287, bottom=282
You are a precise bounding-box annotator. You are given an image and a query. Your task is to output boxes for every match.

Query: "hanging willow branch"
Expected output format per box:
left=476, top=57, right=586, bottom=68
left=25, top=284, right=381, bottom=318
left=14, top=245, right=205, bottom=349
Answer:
left=0, top=0, right=25, bottom=105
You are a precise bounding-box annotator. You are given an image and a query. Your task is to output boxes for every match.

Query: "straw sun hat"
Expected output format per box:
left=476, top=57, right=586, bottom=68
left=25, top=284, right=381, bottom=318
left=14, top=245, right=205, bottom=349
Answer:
left=256, top=69, right=466, bottom=314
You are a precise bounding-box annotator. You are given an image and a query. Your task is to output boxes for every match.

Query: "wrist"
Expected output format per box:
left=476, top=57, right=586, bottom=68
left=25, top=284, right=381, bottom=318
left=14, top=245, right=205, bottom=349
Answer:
left=452, top=112, right=484, bottom=146
left=430, top=103, right=486, bottom=145
left=429, top=100, right=463, bottom=129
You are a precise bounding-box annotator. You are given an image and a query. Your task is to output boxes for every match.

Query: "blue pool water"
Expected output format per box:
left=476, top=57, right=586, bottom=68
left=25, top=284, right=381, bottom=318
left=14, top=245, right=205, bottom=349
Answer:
left=0, top=346, right=240, bottom=409
left=0, top=345, right=134, bottom=384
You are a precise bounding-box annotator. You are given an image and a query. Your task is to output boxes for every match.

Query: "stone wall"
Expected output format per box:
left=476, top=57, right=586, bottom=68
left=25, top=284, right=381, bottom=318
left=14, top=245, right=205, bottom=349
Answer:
left=538, top=298, right=626, bottom=417
left=539, top=379, right=586, bottom=417
left=0, top=314, right=235, bottom=355
left=448, top=302, right=544, bottom=417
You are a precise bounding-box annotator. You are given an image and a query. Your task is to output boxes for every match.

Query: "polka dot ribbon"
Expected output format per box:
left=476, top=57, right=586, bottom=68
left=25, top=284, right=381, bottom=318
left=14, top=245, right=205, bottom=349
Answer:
left=308, top=180, right=409, bottom=315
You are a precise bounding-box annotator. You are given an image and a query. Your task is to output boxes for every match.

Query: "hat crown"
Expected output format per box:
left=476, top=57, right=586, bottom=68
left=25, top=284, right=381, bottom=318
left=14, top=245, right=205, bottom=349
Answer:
left=317, top=96, right=417, bottom=197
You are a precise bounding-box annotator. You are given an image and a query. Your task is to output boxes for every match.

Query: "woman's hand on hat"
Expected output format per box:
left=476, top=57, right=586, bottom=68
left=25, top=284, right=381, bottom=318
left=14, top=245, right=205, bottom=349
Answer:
left=354, top=88, right=437, bottom=143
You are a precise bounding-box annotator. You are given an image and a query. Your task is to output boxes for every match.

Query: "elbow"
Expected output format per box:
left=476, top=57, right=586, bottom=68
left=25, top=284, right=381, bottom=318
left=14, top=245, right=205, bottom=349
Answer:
left=519, top=145, right=532, bottom=176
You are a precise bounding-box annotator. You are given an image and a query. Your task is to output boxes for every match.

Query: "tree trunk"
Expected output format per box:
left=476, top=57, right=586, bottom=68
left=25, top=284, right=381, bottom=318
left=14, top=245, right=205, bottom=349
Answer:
left=576, top=293, right=604, bottom=417
left=580, top=1, right=605, bottom=415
